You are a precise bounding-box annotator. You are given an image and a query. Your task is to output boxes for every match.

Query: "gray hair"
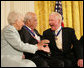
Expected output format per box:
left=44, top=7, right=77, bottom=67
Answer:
left=24, top=12, right=36, bottom=24
left=7, top=11, right=23, bottom=25
left=50, top=12, right=62, bottom=24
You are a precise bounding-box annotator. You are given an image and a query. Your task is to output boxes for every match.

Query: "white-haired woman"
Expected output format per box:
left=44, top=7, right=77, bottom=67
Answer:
left=1, top=11, right=50, bottom=67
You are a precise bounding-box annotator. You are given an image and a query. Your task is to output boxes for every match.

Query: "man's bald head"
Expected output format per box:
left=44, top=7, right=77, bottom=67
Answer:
left=24, top=12, right=37, bottom=30
left=24, top=12, right=36, bottom=23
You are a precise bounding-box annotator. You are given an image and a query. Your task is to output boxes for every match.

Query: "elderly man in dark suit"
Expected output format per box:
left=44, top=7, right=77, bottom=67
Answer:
left=42, top=12, right=83, bottom=67
left=1, top=11, right=50, bottom=67
left=77, top=36, right=83, bottom=67
left=18, top=12, right=50, bottom=67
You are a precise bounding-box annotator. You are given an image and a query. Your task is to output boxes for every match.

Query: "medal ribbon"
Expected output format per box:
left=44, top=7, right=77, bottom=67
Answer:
left=55, top=27, right=62, bottom=38
left=23, top=25, right=40, bottom=42
left=23, top=25, right=35, bottom=37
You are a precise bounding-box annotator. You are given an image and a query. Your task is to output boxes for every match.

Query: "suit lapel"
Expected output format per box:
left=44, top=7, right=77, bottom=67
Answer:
left=51, top=29, right=55, bottom=41
left=24, top=27, right=32, bottom=36
left=24, top=27, right=38, bottom=42
left=62, top=28, right=66, bottom=50
left=51, top=29, right=58, bottom=48
left=34, top=29, right=39, bottom=36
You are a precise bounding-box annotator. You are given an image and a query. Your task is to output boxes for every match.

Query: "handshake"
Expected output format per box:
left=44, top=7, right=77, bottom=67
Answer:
left=37, top=39, right=50, bottom=53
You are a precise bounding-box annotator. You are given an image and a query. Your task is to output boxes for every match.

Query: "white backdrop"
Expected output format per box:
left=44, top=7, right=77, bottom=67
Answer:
left=1, top=1, right=35, bottom=30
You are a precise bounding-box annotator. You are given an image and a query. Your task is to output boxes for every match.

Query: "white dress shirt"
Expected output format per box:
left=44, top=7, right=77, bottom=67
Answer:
left=55, top=26, right=62, bottom=50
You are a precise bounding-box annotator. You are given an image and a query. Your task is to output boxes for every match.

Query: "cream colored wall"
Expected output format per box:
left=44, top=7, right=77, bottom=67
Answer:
left=1, top=1, right=35, bottom=30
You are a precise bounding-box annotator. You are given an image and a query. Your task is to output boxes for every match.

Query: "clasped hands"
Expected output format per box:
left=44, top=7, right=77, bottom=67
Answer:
left=22, top=40, right=50, bottom=59
left=37, top=39, right=50, bottom=53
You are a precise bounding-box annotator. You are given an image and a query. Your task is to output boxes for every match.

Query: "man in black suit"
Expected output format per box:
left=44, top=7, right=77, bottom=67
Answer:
left=43, top=12, right=83, bottom=67
left=77, top=36, right=83, bottom=67
left=18, top=12, right=50, bottom=67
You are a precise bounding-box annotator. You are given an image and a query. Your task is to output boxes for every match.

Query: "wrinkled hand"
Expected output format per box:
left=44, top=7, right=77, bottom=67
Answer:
left=41, top=40, right=50, bottom=44
left=41, top=44, right=50, bottom=53
left=37, top=39, right=50, bottom=53
left=77, top=59, right=83, bottom=67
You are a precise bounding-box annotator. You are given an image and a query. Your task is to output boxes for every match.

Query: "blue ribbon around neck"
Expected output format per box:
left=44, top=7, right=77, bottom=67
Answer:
left=23, top=25, right=35, bottom=37
left=55, top=26, right=62, bottom=37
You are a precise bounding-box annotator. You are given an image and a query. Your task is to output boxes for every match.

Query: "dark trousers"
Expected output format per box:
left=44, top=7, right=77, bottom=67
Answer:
left=44, top=56, right=77, bottom=67
left=45, top=56, right=64, bottom=67
left=28, top=54, right=49, bottom=67
left=26, top=54, right=77, bottom=67
left=28, top=55, right=64, bottom=67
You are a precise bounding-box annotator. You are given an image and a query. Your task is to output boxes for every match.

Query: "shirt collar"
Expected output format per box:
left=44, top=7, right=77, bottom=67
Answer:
left=25, top=25, right=32, bottom=31
left=55, top=26, right=62, bottom=34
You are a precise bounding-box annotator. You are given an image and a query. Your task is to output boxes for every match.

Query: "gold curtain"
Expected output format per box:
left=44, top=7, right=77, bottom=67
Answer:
left=34, top=1, right=83, bottom=40
left=62, top=1, right=83, bottom=39
left=34, top=1, right=56, bottom=34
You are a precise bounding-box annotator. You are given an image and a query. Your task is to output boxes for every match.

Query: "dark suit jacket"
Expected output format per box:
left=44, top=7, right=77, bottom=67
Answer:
left=78, top=36, right=83, bottom=59
left=18, top=26, right=47, bottom=59
left=79, top=36, right=83, bottom=47
left=43, top=27, right=80, bottom=60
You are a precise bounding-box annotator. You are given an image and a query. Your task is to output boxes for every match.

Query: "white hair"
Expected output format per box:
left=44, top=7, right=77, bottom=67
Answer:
left=24, top=12, right=36, bottom=24
left=7, top=11, right=23, bottom=25
left=50, top=12, right=62, bottom=24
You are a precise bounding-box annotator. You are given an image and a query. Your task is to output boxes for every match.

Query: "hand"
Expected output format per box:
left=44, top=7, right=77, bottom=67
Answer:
left=37, top=39, right=50, bottom=47
left=41, top=39, right=50, bottom=44
left=77, top=59, right=83, bottom=67
left=37, top=40, right=50, bottom=53
left=41, top=44, right=50, bottom=53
